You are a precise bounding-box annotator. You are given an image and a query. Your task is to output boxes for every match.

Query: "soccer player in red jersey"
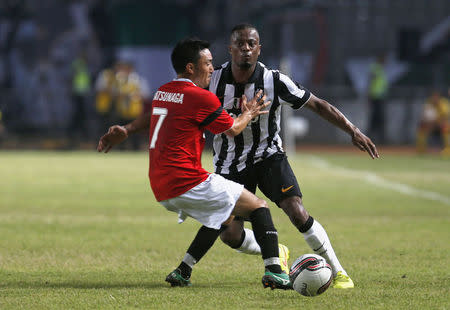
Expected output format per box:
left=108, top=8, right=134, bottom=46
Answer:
left=97, top=38, right=291, bottom=289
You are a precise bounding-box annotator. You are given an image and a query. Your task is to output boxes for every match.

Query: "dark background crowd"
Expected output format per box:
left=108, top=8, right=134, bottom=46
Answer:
left=0, top=0, right=449, bottom=152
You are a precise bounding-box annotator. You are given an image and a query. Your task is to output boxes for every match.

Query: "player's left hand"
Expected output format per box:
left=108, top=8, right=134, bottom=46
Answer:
left=351, top=128, right=379, bottom=159
left=241, top=89, right=271, bottom=119
left=97, top=125, right=128, bottom=153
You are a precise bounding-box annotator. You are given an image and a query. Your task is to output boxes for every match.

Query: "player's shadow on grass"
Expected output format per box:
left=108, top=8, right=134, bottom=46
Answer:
left=1, top=280, right=294, bottom=290
left=0, top=280, right=168, bottom=289
left=1, top=280, right=253, bottom=290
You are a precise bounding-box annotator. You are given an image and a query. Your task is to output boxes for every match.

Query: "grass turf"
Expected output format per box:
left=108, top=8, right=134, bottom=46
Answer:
left=0, top=150, right=449, bottom=309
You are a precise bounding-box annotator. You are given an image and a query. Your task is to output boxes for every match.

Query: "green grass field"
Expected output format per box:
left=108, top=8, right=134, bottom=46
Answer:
left=0, top=150, right=449, bottom=309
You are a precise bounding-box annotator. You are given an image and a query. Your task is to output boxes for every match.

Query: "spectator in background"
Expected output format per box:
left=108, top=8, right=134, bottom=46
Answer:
left=367, top=54, right=388, bottom=144
left=416, top=89, right=449, bottom=154
left=94, top=61, right=150, bottom=150
left=115, top=61, right=150, bottom=150
left=69, top=49, right=92, bottom=147
left=26, top=57, right=67, bottom=131
left=94, top=62, right=118, bottom=133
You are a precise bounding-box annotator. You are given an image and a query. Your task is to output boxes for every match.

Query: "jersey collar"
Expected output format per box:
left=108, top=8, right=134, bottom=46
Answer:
left=174, top=78, right=196, bottom=86
left=224, top=61, right=264, bottom=85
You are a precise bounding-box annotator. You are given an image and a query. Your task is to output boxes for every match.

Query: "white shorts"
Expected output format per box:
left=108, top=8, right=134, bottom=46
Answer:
left=160, top=174, right=244, bottom=229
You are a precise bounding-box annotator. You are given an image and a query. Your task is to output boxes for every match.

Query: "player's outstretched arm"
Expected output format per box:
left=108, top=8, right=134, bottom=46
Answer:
left=305, top=94, right=379, bottom=159
left=225, top=89, right=270, bottom=136
left=97, top=112, right=151, bottom=153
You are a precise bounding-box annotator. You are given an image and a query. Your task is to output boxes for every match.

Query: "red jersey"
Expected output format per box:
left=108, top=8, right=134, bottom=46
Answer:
left=149, top=79, right=234, bottom=201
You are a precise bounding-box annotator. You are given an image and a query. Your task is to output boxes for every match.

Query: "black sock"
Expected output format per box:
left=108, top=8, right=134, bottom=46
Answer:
left=266, top=264, right=282, bottom=273
left=177, top=262, right=192, bottom=279
left=249, top=208, right=282, bottom=274
left=177, top=225, right=221, bottom=279
left=186, top=225, right=221, bottom=260
left=298, top=216, right=314, bottom=233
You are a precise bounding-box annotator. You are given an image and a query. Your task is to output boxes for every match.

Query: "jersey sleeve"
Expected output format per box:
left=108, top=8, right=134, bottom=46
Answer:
left=273, top=71, right=311, bottom=109
left=196, top=91, right=234, bottom=134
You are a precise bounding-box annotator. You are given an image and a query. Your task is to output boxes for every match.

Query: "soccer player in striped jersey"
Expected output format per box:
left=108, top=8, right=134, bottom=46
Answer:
left=175, top=24, right=379, bottom=289
left=97, top=38, right=291, bottom=290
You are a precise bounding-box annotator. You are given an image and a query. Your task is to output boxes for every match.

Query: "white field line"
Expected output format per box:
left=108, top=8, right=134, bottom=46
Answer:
left=305, top=156, right=450, bottom=206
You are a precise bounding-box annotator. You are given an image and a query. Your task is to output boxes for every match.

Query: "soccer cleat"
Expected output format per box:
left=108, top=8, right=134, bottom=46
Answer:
left=165, top=269, right=192, bottom=287
left=332, top=271, right=354, bottom=289
left=262, top=271, right=292, bottom=290
left=278, top=244, right=290, bottom=274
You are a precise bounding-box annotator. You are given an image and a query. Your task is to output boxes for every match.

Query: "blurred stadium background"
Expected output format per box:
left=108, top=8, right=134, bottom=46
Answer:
left=1, top=2, right=449, bottom=308
left=0, top=0, right=449, bottom=150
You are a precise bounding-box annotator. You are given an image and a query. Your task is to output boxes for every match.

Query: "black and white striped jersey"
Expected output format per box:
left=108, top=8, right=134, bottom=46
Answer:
left=208, top=61, right=311, bottom=174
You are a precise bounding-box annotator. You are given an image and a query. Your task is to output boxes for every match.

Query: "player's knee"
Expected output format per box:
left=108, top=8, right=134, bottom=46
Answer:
left=220, top=228, right=242, bottom=248
left=280, top=196, right=309, bottom=227
left=256, top=198, right=268, bottom=209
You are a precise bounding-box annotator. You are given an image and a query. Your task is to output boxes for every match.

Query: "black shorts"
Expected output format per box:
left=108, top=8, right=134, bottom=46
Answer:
left=219, top=152, right=302, bottom=206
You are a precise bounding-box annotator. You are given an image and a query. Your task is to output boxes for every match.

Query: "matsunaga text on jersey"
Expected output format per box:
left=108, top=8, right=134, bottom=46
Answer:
left=153, top=91, right=184, bottom=104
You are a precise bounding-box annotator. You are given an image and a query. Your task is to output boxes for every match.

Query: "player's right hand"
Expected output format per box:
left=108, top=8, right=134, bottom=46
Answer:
left=97, top=125, right=128, bottom=153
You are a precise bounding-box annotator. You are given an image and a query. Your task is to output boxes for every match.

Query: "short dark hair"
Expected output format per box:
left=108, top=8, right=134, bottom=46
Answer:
left=171, top=38, right=210, bottom=74
left=231, top=23, right=258, bottom=36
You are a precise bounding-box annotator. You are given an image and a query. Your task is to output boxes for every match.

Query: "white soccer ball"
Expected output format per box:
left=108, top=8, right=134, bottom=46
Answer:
left=289, top=254, right=333, bottom=297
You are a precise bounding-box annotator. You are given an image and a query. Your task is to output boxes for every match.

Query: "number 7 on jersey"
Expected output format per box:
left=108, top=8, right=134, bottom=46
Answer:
left=150, top=107, right=168, bottom=149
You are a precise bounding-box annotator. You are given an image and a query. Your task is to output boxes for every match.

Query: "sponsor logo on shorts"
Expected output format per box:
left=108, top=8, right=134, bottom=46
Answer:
left=281, top=185, right=294, bottom=193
